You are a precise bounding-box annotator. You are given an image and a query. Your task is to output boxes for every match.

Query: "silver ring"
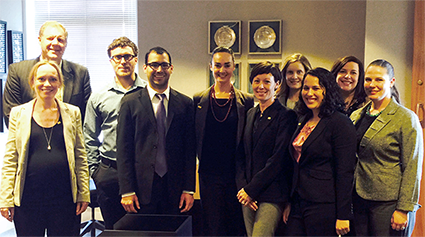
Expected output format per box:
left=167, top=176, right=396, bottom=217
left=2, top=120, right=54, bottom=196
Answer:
left=401, top=227, right=406, bottom=230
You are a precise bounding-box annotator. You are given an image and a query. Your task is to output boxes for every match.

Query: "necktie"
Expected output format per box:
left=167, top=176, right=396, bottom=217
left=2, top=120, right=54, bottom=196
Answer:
left=155, top=93, right=167, bottom=177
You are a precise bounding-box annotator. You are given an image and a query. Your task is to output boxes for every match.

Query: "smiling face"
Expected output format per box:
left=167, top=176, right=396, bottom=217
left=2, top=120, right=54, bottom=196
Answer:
left=336, top=61, right=359, bottom=93
left=285, top=61, right=305, bottom=90
left=210, top=52, right=235, bottom=85
left=252, top=73, right=278, bottom=105
left=110, top=46, right=138, bottom=79
left=32, top=64, right=61, bottom=100
left=39, top=25, right=67, bottom=62
left=143, top=51, right=173, bottom=93
left=364, top=65, right=395, bottom=102
left=302, top=74, right=325, bottom=114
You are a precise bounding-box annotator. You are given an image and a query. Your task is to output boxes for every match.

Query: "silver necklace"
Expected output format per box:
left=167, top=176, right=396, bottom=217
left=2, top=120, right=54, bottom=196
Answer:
left=42, top=127, right=53, bottom=151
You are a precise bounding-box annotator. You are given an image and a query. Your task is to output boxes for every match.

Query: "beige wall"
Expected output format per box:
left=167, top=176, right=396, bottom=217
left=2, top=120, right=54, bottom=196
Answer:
left=364, top=0, right=414, bottom=107
left=138, top=0, right=367, bottom=97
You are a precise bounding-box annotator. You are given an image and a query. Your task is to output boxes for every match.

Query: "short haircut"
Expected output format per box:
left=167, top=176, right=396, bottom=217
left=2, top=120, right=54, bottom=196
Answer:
left=107, top=36, right=138, bottom=58
left=210, top=46, right=235, bottom=64
left=39, top=21, right=68, bottom=39
left=145, top=47, right=172, bottom=65
left=366, top=59, right=400, bottom=103
left=28, top=60, right=64, bottom=90
left=249, top=61, right=281, bottom=84
left=296, top=67, right=345, bottom=118
left=330, top=55, right=366, bottom=105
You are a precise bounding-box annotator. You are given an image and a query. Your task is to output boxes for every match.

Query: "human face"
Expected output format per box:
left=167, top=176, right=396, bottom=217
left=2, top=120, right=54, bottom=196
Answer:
left=285, top=61, right=305, bottom=90
left=302, top=75, right=325, bottom=114
left=33, top=64, right=61, bottom=100
left=336, top=61, right=359, bottom=93
left=210, top=52, right=235, bottom=85
left=39, top=26, right=67, bottom=62
left=109, top=46, right=138, bottom=79
left=143, top=52, right=173, bottom=92
left=252, top=73, right=278, bottom=105
left=364, top=65, right=395, bottom=102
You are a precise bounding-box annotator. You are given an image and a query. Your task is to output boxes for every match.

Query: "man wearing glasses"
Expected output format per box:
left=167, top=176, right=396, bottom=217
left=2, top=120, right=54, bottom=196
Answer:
left=3, top=21, right=91, bottom=126
left=83, top=36, right=147, bottom=229
left=117, top=47, right=196, bottom=215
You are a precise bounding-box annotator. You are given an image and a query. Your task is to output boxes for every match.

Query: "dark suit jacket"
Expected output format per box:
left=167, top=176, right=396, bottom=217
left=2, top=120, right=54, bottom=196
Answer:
left=3, top=57, right=91, bottom=125
left=236, top=101, right=297, bottom=203
left=290, top=111, right=356, bottom=220
left=116, top=87, right=196, bottom=206
left=193, top=86, right=254, bottom=163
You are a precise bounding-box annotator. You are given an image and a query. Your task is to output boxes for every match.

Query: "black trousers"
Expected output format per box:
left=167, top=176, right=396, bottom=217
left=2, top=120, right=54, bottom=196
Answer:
left=199, top=173, right=245, bottom=236
left=14, top=202, right=80, bottom=236
left=353, top=191, right=414, bottom=237
left=285, top=195, right=336, bottom=236
left=92, top=161, right=126, bottom=229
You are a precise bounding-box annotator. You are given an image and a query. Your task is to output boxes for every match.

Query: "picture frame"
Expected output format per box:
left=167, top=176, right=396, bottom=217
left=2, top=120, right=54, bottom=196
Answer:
left=208, top=62, right=240, bottom=89
left=7, top=30, right=24, bottom=65
left=247, top=62, right=280, bottom=93
left=209, top=21, right=241, bottom=54
left=0, top=20, right=7, bottom=74
left=248, top=20, right=281, bottom=55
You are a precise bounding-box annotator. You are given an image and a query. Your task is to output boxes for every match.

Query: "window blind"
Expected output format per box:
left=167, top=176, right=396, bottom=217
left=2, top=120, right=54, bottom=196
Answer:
left=25, top=0, right=137, bottom=92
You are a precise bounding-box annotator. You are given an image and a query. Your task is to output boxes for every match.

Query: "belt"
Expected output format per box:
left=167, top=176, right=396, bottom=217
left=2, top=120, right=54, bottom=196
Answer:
left=101, top=157, right=117, bottom=169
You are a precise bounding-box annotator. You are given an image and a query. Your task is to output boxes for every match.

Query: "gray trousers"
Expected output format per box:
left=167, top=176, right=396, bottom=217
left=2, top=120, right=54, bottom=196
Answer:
left=242, top=202, right=283, bottom=237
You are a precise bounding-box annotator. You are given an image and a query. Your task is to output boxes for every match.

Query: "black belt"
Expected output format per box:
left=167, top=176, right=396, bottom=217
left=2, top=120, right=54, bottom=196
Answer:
left=101, top=157, right=117, bottom=169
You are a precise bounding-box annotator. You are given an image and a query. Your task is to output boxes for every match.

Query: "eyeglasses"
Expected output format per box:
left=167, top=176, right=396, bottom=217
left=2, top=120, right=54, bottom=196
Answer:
left=147, top=62, right=171, bottom=70
left=110, top=54, right=136, bottom=63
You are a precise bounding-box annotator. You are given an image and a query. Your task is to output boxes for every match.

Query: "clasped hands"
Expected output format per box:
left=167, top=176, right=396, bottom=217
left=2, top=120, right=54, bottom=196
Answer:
left=237, top=188, right=258, bottom=211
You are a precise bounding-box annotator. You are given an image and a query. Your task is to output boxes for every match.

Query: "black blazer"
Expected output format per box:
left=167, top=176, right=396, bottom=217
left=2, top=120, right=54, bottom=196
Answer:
left=236, top=101, right=297, bottom=203
left=116, top=87, right=196, bottom=206
left=289, top=111, right=356, bottom=220
left=3, top=57, right=91, bottom=125
left=193, top=86, right=254, bottom=162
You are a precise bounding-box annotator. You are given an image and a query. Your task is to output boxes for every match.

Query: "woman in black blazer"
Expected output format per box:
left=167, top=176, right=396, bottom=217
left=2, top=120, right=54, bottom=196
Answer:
left=236, top=62, right=297, bottom=236
left=285, top=68, right=357, bottom=236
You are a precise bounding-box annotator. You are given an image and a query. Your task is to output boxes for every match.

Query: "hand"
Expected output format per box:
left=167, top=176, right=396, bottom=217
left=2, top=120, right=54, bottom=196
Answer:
left=335, top=219, right=350, bottom=235
left=391, top=210, right=408, bottom=231
left=283, top=203, right=291, bottom=224
left=179, top=193, right=194, bottom=213
left=76, top=202, right=89, bottom=215
left=237, top=188, right=257, bottom=211
left=0, top=207, right=14, bottom=222
left=121, top=194, right=140, bottom=213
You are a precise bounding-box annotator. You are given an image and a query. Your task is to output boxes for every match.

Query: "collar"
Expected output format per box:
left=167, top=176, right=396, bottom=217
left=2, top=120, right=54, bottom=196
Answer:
left=147, top=84, right=170, bottom=101
left=109, top=73, right=147, bottom=92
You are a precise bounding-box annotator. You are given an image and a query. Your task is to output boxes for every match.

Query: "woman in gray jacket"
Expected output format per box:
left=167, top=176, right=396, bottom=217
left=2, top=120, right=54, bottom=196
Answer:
left=350, top=59, right=423, bottom=237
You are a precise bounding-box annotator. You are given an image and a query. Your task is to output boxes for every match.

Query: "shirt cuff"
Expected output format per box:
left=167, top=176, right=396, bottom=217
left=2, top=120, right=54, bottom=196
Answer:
left=183, top=190, right=195, bottom=195
left=122, top=192, right=136, bottom=197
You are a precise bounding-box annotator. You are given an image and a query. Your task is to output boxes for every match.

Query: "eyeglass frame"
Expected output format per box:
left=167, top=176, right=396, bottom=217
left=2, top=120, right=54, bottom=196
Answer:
left=146, top=62, right=172, bottom=70
left=110, top=54, right=136, bottom=63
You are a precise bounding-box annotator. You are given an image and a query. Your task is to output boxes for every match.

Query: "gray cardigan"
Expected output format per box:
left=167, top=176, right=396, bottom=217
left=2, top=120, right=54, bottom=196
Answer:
left=350, top=98, right=423, bottom=212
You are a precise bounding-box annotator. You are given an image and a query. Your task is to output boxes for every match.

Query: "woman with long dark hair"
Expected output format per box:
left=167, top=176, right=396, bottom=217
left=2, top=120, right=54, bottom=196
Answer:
left=330, top=56, right=367, bottom=116
left=285, top=67, right=356, bottom=236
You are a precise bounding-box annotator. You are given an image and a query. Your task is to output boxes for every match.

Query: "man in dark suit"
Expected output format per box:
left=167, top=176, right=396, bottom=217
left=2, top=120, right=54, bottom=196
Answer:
left=117, top=47, right=196, bottom=215
left=3, top=21, right=91, bottom=126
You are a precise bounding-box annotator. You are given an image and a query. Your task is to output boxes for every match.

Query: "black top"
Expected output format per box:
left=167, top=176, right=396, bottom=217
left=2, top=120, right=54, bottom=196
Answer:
left=21, top=116, right=72, bottom=206
left=200, top=98, right=238, bottom=177
left=355, top=109, right=379, bottom=150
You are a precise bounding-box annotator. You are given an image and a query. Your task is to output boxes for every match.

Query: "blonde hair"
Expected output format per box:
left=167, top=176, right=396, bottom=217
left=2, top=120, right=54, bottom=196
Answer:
left=39, top=21, right=68, bottom=39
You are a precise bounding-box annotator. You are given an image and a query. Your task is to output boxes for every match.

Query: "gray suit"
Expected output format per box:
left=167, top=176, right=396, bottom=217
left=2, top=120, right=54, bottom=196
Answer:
left=3, top=57, right=91, bottom=126
left=351, top=98, right=423, bottom=212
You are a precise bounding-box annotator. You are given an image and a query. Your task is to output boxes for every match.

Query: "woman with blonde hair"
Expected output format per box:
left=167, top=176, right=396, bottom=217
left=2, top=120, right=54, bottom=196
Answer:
left=0, top=61, right=90, bottom=236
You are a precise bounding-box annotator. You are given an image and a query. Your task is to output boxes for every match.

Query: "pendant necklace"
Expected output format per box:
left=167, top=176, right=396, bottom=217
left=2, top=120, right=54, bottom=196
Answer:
left=42, top=126, right=54, bottom=151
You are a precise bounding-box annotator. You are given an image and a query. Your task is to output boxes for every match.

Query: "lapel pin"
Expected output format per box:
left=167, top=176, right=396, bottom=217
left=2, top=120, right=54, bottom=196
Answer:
left=198, top=105, right=202, bottom=109
left=268, top=117, right=271, bottom=120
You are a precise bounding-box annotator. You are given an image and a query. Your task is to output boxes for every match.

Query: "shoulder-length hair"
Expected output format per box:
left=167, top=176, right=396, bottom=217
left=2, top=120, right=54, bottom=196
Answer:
left=330, top=55, right=366, bottom=104
left=28, top=60, right=64, bottom=91
left=276, top=53, right=312, bottom=100
left=296, top=67, right=345, bottom=118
